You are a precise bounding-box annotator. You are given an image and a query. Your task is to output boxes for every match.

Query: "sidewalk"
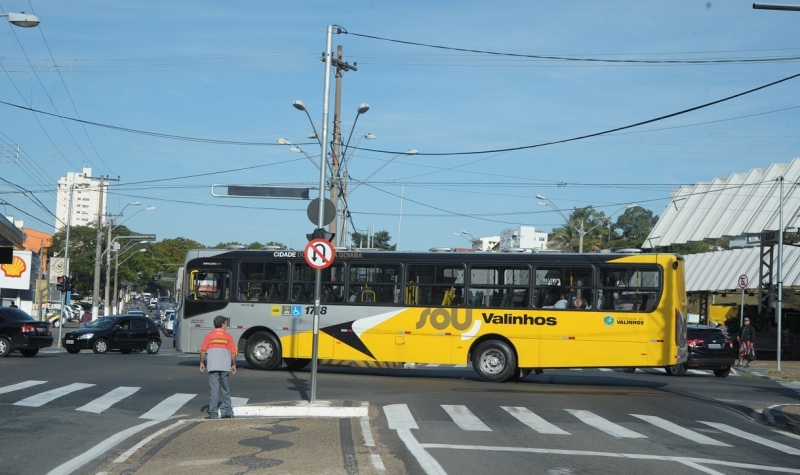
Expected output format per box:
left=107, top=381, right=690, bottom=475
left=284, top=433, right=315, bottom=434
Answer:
left=736, top=359, right=800, bottom=435
left=89, top=401, right=392, bottom=475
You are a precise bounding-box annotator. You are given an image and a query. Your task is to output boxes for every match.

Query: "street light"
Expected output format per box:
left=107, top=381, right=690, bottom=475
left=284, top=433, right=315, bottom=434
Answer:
left=537, top=195, right=636, bottom=253
left=113, top=241, right=149, bottom=314
left=1, top=11, right=40, bottom=27
left=104, top=204, right=155, bottom=316
left=292, top=100, right=321, bottom=147
left=277, top=138, right=321, bottom=171
left=454, top=231, right=477, bottom=249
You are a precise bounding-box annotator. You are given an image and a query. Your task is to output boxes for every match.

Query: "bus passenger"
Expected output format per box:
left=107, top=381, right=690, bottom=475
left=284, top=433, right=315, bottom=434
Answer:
left=554, top=292, right=569, bottom=309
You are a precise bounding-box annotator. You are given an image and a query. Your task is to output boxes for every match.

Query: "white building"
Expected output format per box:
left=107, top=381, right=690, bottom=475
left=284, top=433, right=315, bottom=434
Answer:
left=54, top=168, right=106, bottom=232
left=499, top=225, right=548, bottom=251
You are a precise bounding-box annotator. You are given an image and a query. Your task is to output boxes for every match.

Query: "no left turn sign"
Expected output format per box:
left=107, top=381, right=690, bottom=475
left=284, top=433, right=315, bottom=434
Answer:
left=305, top=239, right=335, bottom=269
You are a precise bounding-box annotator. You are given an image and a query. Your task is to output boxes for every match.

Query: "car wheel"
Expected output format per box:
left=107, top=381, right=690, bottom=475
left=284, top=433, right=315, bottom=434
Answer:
left=622, top=367, right=636, bottom=373
left=471, top=340, right=517, bottom=383
left=665, top=363, right=687, bottom=376
left=20, top=348, right=39, bottom=357
left=66, top=348, right=80, bottom=354
left=283, top=358, right=311, bottom=371
left=93, top=339, right=109, bottom=354
left=245, top=332, right=281, bottom=370
left=146, top=339, right=160, bottom=354
left=121, top=349, right=132, bottom=354
left=52, top=318, right=61, bottom=328
left=713, top=368, right=731, bottom=378
left=0, top=337, right=11, bottom=357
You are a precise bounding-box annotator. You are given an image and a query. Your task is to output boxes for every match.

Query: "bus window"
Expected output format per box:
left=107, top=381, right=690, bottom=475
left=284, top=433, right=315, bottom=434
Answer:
left=468, top=265, right=530, bottom=309
left=188, top=270, right=231, bottom=302
left=348, top=263, right=402, bottom=304
left=291, top=263, right=344, bottom=303
left=598, top=267, right=661, bottom=312
left=239, top=261, right=289, bottom=302
left=533, top=266, right=592, bottom=309
left=406, top=264, right=465, bottom=306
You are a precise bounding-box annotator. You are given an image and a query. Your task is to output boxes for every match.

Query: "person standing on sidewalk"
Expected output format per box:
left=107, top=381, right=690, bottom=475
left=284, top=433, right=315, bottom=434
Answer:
left=199, top=315, right=237, bottom=419
left=737, top=317, right=756, bottom=367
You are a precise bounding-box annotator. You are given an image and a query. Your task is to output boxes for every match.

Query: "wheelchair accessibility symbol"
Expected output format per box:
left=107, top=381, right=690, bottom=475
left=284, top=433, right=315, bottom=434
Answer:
left=291, top=305, right=302, bottom=317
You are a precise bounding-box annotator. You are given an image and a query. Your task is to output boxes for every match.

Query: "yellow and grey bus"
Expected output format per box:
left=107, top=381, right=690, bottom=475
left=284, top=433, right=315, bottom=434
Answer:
left=176, top=247, right=688, bottom=382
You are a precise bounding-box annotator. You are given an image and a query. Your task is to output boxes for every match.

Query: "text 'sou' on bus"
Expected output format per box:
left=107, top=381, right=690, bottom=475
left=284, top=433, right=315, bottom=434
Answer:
left=176, top=247, right=688, bottom=382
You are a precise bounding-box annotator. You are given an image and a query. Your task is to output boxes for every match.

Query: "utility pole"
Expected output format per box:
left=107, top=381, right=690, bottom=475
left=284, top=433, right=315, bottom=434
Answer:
left=90, top=175, right=119, bottom=319
left=329, top=45, right=357, bottom=247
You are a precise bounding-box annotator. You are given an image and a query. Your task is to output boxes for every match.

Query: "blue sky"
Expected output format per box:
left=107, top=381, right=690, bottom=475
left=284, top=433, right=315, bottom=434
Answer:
left=1, top=1, right=798, bottom=251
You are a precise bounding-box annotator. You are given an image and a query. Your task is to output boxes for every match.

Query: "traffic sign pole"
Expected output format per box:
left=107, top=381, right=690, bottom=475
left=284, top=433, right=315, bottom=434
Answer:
left=309, top=25, right=334, bottom=404
left=738, top=274, right=749, bottom=328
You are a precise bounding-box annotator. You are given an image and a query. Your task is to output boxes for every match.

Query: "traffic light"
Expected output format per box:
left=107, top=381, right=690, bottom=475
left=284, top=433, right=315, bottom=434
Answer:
left=56, top=276, right=66, bottom=291
left=66, top=276, right=76, bottom=292
left=306, top=228, right=335, bottom=243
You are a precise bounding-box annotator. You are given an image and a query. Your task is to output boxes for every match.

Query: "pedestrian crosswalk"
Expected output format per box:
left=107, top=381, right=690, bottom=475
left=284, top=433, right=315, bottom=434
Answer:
left=2, top=380, right=249, bottom=420
left=384, top=403, right=800, bottom=457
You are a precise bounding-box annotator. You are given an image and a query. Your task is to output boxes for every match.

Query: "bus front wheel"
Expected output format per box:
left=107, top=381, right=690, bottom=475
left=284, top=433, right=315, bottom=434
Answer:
left=245, top=332, right=281, bottom=371
left=472, top=340, right=517, bottom=383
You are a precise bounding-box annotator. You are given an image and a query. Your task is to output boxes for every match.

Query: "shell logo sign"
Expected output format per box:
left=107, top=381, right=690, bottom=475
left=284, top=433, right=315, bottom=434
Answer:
left=1, top=255, right=26, bottom=278
left=0, top=251, right=32, bottom=290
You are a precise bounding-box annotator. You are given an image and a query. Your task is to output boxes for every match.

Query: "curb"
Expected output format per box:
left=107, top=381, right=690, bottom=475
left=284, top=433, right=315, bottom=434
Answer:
left=762, top=404, right=800, bottom=436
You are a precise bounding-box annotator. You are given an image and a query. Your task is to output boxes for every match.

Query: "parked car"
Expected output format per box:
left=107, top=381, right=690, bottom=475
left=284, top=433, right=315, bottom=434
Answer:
left=161, top=309, right=176, bottom=336
left=45, top=305, right=76, bottom=328
left=62, top=314, right=161, bottom=355
left=665, top=324, right=736, bottom=377
left=0, top=307, right=54, bottom=357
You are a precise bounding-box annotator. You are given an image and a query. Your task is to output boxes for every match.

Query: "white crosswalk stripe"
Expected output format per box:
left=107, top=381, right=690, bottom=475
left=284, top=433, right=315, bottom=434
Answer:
left=564, top=409, right=647, bottom=438
left=0, top=380, right=47, bottom=395
left=77, top=386, right=141, bottom=413
left=139, top=393, right=196, bottom=420
left=700, top=421, right=800, bottom=456
left=501, top=406, right=570, bottom=434
left=630, top=414, right=730, bottom=446
left=13, top=383, right=95, bottom=407
left=442, top=405, right=491, bottom=431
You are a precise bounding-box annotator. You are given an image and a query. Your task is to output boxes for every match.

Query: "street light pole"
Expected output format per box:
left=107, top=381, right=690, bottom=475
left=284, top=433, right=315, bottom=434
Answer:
left=104, top=202, right=140, bottom=316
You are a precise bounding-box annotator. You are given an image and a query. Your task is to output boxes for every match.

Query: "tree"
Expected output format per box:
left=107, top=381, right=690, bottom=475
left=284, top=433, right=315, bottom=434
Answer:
left=546, top=206, right=607, bottom=252
left=350, top=230, right=396, bottom=250
left=613, top=207, right=659, bottom=249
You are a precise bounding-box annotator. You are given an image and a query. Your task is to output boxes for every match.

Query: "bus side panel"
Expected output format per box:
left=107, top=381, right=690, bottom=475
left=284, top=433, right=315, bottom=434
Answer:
left=538, top=312, right=649, bottom=368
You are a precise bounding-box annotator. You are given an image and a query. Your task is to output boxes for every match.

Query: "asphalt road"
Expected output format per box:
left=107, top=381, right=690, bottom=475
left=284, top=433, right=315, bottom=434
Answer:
left=2, top=343, right=800, bottom=475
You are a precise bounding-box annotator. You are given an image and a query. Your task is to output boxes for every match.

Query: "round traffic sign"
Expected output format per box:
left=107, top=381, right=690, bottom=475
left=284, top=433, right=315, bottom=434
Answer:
left=307, top=198, right=336, bottom=226
left=737, top=274, right=749, bottom=289
left=304, top=239, right=336, bottom=269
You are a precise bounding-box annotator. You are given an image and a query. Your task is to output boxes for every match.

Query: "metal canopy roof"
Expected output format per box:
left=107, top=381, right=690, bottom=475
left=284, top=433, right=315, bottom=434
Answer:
left=684, top=247, right=800, bottom=292
left=0, top=214, right=24, bottom=248
left=644, top=158, right=800, bottom=249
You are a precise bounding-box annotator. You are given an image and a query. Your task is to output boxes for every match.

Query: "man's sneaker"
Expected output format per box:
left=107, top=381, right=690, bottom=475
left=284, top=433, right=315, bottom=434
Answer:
left=222, top=414, right=234, bottom=419
left=204, top=416, right=218, bottom=420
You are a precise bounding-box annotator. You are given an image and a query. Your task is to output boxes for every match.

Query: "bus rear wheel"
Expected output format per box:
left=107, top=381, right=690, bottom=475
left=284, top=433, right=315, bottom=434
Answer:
left=245, top=332, right=281, bottom=371
left=472, top=340, right=517, bottom=383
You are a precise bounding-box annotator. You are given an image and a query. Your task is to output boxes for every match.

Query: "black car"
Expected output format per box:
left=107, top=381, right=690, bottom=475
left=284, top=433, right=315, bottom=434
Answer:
left=0, top=307, right=54, bottom=357
left=62, top=314, right=161, bottom=355
left=665, top=324, right=736, bottom=377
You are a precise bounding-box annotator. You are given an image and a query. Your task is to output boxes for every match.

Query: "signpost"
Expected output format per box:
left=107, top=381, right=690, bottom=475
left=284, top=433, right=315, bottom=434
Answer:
left=737, top=274, right=749, bottom=328
left=304, top=239, right=335, bottom=270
